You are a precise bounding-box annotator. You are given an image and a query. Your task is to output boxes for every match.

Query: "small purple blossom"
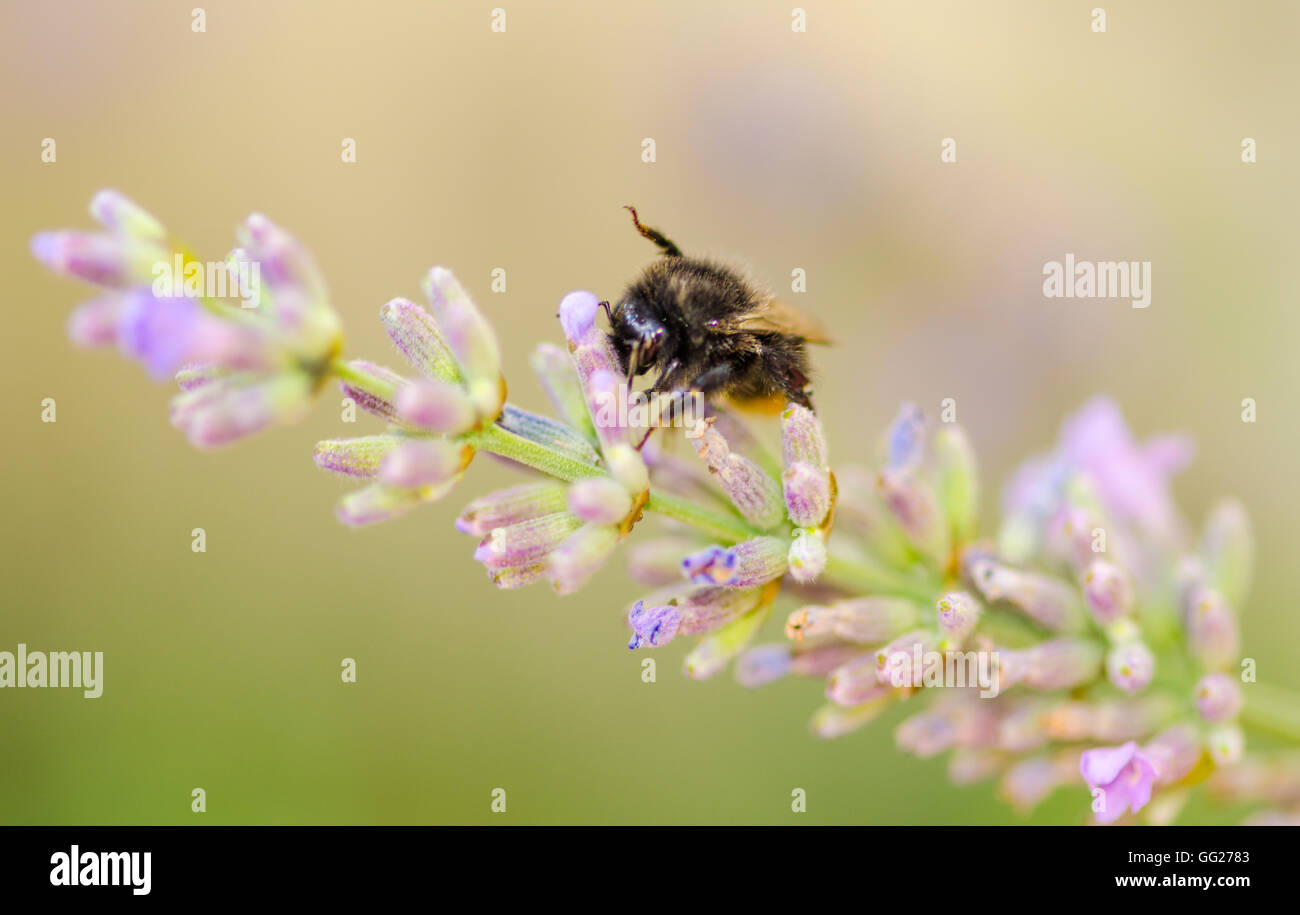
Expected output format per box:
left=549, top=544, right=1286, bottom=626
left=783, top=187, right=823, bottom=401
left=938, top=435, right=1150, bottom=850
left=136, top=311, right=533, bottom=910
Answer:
left=1080, top=741, right=1158, bottom=824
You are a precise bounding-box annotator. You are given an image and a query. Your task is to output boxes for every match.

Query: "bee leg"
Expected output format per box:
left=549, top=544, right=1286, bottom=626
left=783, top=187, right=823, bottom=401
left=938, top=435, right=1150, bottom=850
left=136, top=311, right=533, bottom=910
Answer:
left=684, top=362, right=735, bottom=398
left=623, top=206, right=682, bottom=257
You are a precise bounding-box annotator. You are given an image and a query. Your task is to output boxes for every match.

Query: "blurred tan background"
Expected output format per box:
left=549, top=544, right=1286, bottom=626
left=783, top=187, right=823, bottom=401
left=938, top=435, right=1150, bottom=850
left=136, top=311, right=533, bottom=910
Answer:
left=1, top=0, right=1297, bottom=823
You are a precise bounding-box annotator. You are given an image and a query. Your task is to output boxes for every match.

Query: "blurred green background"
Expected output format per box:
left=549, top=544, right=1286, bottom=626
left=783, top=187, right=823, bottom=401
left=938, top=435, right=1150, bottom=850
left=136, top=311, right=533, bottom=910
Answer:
left=2, top=0, right=1297, bottom=824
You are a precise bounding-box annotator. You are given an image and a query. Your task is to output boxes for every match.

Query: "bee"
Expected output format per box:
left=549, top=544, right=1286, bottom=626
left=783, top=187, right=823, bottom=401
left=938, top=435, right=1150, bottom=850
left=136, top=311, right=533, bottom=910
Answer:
left=603, top=207, right=829, bottom=415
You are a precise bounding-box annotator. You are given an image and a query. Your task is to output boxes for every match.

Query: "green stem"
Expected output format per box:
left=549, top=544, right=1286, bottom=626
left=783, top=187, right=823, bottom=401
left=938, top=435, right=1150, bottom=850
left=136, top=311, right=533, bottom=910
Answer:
left=822, top=554, right=941, bottom=604
left=330, top=359, right=763, bottom=543
left=646, top=491, right=764, bottom=543
left=1241, top=681, right=1300, bottom=744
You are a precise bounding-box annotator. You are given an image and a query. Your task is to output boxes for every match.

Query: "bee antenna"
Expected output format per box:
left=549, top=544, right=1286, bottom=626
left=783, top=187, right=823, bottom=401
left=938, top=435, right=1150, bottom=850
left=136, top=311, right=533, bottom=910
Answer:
left=623, top=205, right=682, bottom=257
left=598, top=300, right=613, bottom=323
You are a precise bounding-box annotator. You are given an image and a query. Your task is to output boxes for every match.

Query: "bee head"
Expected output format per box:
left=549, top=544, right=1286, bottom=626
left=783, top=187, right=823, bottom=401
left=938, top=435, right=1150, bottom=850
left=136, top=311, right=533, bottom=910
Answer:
left=608, top=297, right=668, bottom=378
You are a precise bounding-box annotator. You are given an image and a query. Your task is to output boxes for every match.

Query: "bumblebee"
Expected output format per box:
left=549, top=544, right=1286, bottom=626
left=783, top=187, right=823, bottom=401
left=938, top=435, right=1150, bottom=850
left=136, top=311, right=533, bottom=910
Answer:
left=605, top=207, right=828, bottom=413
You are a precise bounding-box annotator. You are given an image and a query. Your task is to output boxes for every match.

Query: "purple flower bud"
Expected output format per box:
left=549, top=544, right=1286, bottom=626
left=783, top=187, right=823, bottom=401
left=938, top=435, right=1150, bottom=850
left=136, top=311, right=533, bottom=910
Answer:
left=423, top=266, right=498, bottom=367
left=783, top=462, right=831, bottom=527
left=394, top=378, right=478, bottom=435
left=378, top=439, right=469, bottom=489
left=115, top=291, right=203, bottom=380
left=969, top=559, right=1082, bottom=632
left=31, top=230, right=161, bottom=287
left=379, top=297, right=461, bottom=383
left=694, top=426, right=784, bottom=529
left=936, top=591, right=981, bottom=641
left=1046, top=505, right=1102, bottom=571
left=827, top=654, right=891, bottom=707
left=1106, top=640, right=1156, bottom=693
left=996, top=699, right=1050, bottom=752
left=627, top=585, right=764, bottom=648
left=786, top=528, right=827, bottom=583
left=786, top=597, right=919, bottom=644
left=1184, top=587, right=1240, bottom=672
left=735, top=644, right=792, bottom=687
left=547, top=523, right=620, bottom=595
left=335, top=483, right=423, bottom=526
left=1143, top=724, right=1202, bottom=785
left=1196, top=673, right=1243, bottom=723
left=174, top=363, right=231, bottom=392
left=1080, top=741, right=1158, bottom=824
left=1081, top=559, right=1133, bottom=625
left=567, top=477, right=634, bottom=525
left=558, top=290, right=601, bottom=345
left=237, top=213, right=329, bottom=304
left=455, top=482, right=568, bottom=535
left=896, top=707, right=967, bottom=758
left=780, top=403, right=828, bottom=471
left=89, top=190, right=167, bottom=240
left=313, top=435, right=401, bottom=478
left=682, top=536, right=787, bottom=587
left=831, top=466, right=914, bottom=568
left=473, top=511, right=583, bottom=570
left=338, top=361, right=408, bottom=424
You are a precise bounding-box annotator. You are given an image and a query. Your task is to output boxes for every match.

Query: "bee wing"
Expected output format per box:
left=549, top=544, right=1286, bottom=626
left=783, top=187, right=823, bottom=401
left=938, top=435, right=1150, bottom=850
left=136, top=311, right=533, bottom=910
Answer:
left=735, top=297, right=833, bottom=344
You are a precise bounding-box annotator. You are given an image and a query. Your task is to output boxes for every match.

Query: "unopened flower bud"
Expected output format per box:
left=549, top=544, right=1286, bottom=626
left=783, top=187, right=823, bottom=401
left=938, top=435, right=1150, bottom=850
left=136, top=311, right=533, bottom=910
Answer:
left=1195, top=673, right=1243, bottom=723
left=1081, top=559, right=1133, bottom=625
left=786, top=529, right=827, bottom=582
left=783, top=462, right=831, bottom=527
left=394, top=378, right=478, bottom=434
left=1106, top=640, right=1156, bottom=693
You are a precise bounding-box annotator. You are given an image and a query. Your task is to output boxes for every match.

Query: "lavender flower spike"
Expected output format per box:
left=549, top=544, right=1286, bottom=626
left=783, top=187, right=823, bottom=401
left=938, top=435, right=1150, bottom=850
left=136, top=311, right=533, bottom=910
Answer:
left=1081, top=559, right=1134, bottom=625
left=1080, top=741, right=1158, bottom=824
left=89, top=189, right=167, bottom=240
left=1184, top=587, right=1240, bottom=672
